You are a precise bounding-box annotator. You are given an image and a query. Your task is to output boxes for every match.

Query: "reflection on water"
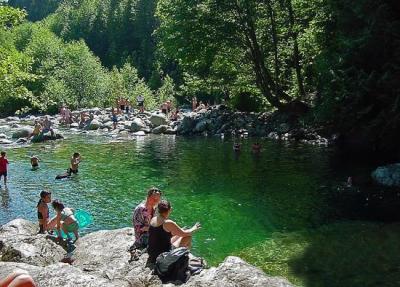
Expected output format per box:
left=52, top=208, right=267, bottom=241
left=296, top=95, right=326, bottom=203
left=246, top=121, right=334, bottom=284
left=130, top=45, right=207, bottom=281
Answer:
left=1, top=187, right=10, bottom=208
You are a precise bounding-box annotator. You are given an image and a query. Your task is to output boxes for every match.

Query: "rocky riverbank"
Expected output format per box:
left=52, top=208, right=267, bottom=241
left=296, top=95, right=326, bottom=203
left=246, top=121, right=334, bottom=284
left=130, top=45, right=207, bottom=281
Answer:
left=0, top=219, right=293, bottom=286
left=0, top=106, right=331, bottom=147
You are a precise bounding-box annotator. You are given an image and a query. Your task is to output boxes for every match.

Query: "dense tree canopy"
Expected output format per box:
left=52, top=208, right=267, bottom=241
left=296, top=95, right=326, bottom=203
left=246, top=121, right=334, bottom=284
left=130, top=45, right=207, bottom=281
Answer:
left=1, top=0, right=399, bottom=153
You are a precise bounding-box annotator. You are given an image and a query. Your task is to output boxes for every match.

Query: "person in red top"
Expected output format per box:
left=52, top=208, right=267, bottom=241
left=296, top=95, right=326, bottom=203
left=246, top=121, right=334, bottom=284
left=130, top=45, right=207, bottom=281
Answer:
left=0, top=151, right=9, bottom=187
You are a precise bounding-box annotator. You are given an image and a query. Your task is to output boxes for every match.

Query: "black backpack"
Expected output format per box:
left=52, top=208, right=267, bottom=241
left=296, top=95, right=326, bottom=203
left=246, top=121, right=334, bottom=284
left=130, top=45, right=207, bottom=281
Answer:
left=155, top=247, right=190, bottom=283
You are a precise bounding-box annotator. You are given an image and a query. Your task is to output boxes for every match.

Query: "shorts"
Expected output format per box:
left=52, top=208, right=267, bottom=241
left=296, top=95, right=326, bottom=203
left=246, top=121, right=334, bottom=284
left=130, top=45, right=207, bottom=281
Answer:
left=65, top=221, right=79, bottom=233
left=0, top=171, right=7, bottom=177
left=42, top=128, right=51, bottom=133
left=137, top=102, right=144, bottom=107
left=134, top=233, right=149, bottom=249
left=32, top=163, right=39, bottom=168
left=161, top=109, right=167, bottom=114
left=120, top=105, right=125, bottom=111
left=67, top=168, right=78, bottom=176
left=112, top=115, right=118, bottom=123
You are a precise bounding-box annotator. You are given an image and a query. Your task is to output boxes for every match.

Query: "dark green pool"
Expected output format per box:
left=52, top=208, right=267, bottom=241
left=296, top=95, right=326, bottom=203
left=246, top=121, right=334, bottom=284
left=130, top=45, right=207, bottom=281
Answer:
left=1, top=134, right=398, bottom=286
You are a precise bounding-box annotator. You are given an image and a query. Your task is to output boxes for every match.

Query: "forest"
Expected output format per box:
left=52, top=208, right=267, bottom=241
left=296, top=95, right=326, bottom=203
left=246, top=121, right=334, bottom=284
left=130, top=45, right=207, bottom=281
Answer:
left=1, top=0, right=400, bottom=155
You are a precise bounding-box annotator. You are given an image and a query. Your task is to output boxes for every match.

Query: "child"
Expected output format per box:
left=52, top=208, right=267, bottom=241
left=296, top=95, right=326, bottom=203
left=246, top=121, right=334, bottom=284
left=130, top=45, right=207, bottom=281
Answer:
left=67, top=152, right=81, bottom=176
left=0, top=151, right=9, bottom=188
left=51, top=199, right=79, bottom=241
left=112, top=108, right=118, bottom=129
left=31, top=155, right=40, bottom=170
left=37, top=190, right=51, bottom=233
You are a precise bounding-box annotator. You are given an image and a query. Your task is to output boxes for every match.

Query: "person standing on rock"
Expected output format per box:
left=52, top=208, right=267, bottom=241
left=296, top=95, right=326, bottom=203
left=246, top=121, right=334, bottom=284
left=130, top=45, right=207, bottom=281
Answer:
left=132, top=187, right=162, bottom=250
left=37, top=190, right=52, bottom=233
left=0, top=151, right=9, bottom=188
left=112, top=108, right=118, bottom=129
left=42, top=116, right=55, bottom=137
left=137, top=95, right=145, bottom=113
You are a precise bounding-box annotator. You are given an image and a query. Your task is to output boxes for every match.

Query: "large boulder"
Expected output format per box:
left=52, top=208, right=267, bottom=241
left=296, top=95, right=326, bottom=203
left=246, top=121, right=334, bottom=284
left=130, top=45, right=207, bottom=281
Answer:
left=130, top=118, right=146, bottom=132
left=194, top=119, right=210, bottom=133
left=87, top=120, right=101, bottom=130
left=73, top=227, right=160, bottom=285
left=0, top=219, right=294, bottom=287
left=371, top=163, right=400, bottom=187
left=149, top=114, right=167, bottom=127
left=0, top=139, right=13, bottom=144
left=186, top=256, right=293, bottom=287
left=12, top=127, right=33, bottom=139
left=0, top=262, right=123, bottom=287
left=152, top=125, right=168, bottom=134
left=0, top=219, right=65, bottom=266
left=177, top=115, right=196, bottom=134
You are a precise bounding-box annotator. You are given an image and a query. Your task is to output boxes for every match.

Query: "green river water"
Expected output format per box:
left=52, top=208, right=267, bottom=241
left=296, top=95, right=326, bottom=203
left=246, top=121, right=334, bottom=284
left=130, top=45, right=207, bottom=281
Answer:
left=1, top=134, right=399, bottom=286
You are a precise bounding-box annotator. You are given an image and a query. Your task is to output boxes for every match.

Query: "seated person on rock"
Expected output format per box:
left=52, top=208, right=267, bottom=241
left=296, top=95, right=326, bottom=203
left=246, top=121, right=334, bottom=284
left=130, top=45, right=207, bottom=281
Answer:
left=30, top=155, right=40, bottom=169
left=41, top=116, right=54, bottom=137
left=37, top=190, right=52, bottom=233
left=147, top=200, right=201, bottom=263
left=0, top=270, right=36, bottom=287
left=132, top=187, right=162, bottom=250
left=51, top=199, right=79, bottom=241
left=30, top=121, right=42, bottom=138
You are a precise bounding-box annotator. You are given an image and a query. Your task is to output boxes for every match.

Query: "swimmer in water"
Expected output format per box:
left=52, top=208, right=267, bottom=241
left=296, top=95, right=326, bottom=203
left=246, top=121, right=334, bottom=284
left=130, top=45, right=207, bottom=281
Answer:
left=252, top=142, right=262, bottom=153
left=31, top=155, right=40, bottom=169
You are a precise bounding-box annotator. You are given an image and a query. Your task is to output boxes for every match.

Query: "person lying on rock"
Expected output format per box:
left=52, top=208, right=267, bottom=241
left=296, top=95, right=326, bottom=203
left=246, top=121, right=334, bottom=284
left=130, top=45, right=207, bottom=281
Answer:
left=0, top=270, right=36, bottom=287
left=147, top=200, right=201, bottom=263
left=51, top=199, right=79, bottom=242
left=132, top=187, right=162, bottom=250
left=37, top=190, right=52, bottom=234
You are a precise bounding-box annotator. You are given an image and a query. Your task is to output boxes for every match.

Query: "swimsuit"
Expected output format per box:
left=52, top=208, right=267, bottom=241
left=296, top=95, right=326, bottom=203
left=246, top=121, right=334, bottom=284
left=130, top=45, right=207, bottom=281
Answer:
left=112, top=115, right=118, bottom=123
left=148, top=223, right=172, bottom=263
left=37, top=199, right=49, bottom=233
left=67, top=168, right=78, bottom=176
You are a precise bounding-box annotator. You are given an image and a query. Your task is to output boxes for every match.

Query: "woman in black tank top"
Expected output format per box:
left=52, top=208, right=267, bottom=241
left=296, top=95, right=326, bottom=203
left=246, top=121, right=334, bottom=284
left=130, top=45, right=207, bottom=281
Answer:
left=147, top=200, right=201, bottom=263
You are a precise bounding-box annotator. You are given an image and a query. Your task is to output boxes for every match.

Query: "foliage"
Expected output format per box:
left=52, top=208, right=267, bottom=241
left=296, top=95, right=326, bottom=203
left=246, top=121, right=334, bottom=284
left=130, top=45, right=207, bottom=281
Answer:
left=8, top=0, right=59, bottom=22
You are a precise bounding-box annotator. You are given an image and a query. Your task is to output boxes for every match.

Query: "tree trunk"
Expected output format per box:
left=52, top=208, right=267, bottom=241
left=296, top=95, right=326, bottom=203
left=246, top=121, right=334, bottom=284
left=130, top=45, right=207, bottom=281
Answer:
left=287, top=0, right=306, bottom=99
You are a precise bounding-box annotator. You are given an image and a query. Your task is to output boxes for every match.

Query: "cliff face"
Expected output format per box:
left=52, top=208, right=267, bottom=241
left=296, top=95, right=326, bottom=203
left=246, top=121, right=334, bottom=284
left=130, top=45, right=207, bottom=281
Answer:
left=0, top=219, right=293, bottom=287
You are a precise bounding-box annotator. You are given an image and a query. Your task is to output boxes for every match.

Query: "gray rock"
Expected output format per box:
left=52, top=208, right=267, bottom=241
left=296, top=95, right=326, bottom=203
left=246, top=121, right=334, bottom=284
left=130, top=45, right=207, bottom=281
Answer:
left=0, top=219, right=294, bottom=287
left=16, top=138, right=28, bottom=144
left=6, top=116, right=20, bottom=122
left=12, top=127, right=33, bottom=139
left=87, top=120, right=101, bottom=130
left=152, top=125, right=168, bottom=134
left=132, top=131, right=146, bottom=136
left=149, top=114, right=167, bottom=127
left=0, top=139, right=13, bottom=144
left=164, top=128, right=177, bottom=135
left=177, top=116, right=196, bottom=134
left=194, top=119, right=210, bottom=133
left=371, top=163, right=400, bottom=187
left=0, top=133, right=8, bottom=139
left=70, top=123, right=79, bottom=128
left=186, top=256, right=293, bottom=287
left=0, top=219, right=65, bottom=266
left=130, top=118, right=146, bottom=132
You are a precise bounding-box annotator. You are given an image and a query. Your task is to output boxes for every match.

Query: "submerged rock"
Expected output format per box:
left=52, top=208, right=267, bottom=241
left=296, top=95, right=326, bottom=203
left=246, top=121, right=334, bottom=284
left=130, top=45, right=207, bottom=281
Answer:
left=372, top=163, right=400, bottom=187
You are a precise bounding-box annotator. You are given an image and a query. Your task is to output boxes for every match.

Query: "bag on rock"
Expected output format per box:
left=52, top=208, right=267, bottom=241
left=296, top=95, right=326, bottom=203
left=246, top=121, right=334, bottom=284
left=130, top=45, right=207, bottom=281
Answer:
left=155, top=247, right=190, bottom=283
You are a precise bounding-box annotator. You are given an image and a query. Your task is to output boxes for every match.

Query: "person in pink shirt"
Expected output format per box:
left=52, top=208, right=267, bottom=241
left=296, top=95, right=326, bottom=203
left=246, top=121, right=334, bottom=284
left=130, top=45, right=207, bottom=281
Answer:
left=0, top=151, right=9, bottom=188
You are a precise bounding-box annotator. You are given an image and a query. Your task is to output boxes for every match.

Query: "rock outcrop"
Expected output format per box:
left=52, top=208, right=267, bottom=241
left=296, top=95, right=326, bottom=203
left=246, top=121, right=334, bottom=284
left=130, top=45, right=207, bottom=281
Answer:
left=0, top=219, right=294, bottom=287
left=371, top=163, right=400, bottom=187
